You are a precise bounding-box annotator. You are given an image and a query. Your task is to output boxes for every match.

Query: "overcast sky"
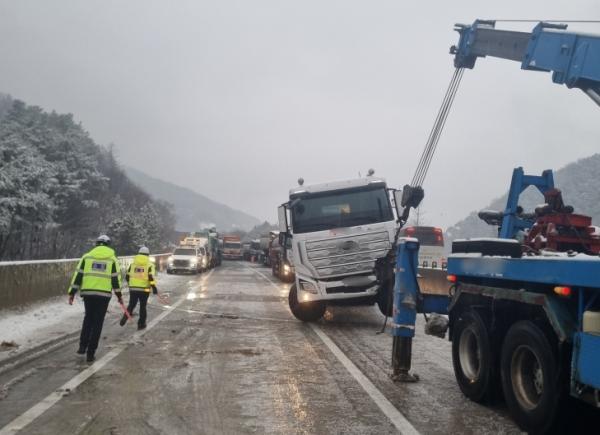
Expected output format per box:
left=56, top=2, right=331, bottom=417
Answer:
left=1, top=0, right=598, bottom=228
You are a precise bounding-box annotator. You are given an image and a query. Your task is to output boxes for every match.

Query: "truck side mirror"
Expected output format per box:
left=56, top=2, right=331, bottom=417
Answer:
left=278, top=205, right=288, bottom=233
left=278, top=232, right=286, bottom=246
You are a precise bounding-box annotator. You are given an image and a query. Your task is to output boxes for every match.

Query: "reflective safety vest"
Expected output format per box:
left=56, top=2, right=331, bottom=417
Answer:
left=128, top=254, right=156, bottom=292
left=70, top=246, right=121, bottom=298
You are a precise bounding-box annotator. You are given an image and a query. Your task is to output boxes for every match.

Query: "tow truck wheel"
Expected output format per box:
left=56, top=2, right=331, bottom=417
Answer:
left=288, top=284, right=326, bottom=322
left=500, top=321, right=560, bottom=433
left=451, top=309, right=496, bottom=403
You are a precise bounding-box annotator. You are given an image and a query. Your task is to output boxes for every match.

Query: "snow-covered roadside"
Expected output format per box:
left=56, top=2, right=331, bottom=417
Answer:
left=0, top=272, right=181, bottom=363
left=0, top=295, right=84, bottom=362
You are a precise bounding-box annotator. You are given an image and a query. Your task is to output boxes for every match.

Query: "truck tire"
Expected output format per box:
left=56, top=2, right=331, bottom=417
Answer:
left=288, top=284, right=326, bottom=322
left=376, top=284, right=393, bottom=317
left=451, top=309, right=497, bottom=403
left=500, top=321, right=560, bottom=433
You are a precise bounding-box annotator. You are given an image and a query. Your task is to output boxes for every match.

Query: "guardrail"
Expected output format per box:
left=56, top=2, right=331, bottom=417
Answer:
left=0, top=253, right=172, bottom=310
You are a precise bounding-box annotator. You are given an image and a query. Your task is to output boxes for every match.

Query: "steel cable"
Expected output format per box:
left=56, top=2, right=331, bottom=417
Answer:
left=410, top=69, right=461, bottom=187
left=411, top=68, right=464, bottom=188
left=412, top=68, right=462, bottom=186
left=416, top=68, right=464, bottom=187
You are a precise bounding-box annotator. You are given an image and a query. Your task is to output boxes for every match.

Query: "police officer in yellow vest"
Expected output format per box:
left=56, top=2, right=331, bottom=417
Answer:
left=120, top=246, right=158, bottom=330
left=68, top=235, right=123, bottom=362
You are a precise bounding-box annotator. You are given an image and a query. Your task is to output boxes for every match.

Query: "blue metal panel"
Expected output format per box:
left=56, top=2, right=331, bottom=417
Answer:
left=391, top=240, right=419, bottom=338
left=452, top=20, right=600, bottom=97
left=524, top=23, right=600, bottom=88
left=421, top=295, right=450, bottom=315
left=448, top=255, right=600, bottom=289
left=575, top=332, right=600, bottom=389
left=499, top=167, right=554, bottom=239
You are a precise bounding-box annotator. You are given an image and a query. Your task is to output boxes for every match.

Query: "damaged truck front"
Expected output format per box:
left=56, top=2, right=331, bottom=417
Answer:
left=278, top=175, right=401, bottom=321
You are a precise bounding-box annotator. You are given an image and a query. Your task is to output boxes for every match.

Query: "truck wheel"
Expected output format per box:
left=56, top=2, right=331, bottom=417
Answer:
left=376, top=284, right=393, bottom=317
left=500, top=321, right=560, bottom=433
left=288, top=284, right=326, bottom=322
left=451, top=309, right=497, bottom=403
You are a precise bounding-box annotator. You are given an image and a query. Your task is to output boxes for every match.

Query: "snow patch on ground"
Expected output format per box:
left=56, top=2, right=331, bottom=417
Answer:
left=0, top=295, right=84, bottom=362
left=0, top=272, right=181, bottom=363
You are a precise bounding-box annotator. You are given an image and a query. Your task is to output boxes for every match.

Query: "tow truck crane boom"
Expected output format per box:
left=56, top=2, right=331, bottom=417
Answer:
left=451, top=20, right=600, bottom=106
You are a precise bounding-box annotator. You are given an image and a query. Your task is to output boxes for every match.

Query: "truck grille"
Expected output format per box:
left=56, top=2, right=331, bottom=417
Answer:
left=304, top=231, right=390, bottom=278
left=173, top=260, right=190, bottom=267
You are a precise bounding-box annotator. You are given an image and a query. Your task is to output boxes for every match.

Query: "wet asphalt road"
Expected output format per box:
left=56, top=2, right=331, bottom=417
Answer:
left=0, top=261, right=525, bottom=434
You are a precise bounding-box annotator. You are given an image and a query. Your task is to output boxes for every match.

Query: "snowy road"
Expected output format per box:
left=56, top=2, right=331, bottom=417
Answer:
left=0, top=261, right=529, bottom=434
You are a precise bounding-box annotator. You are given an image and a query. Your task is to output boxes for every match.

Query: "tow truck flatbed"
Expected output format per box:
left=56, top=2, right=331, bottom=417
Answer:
left=448, top=253, right=600, bottom=288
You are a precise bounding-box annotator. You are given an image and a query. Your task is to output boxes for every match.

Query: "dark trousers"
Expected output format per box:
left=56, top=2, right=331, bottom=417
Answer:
left=80, top=296, right=110, bottom=355
left=127, top=291, right=149, bottom=326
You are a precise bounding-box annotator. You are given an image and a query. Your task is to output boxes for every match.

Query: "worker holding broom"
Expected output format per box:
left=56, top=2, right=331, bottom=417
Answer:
left=120, top=246, right=159, bottom=330
left=68, top=235, right=123, bottom=363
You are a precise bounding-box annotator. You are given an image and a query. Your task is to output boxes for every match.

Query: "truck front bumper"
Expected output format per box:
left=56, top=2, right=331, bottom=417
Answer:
left=295, top=274, right=378, bottom=302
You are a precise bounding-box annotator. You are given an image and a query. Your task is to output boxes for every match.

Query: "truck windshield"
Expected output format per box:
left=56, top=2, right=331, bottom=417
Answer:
left=291, top=186, right=393, bottom=234
left=224, top=242, right=241, bottom=249
left=174, top=248, right=196, bottom=255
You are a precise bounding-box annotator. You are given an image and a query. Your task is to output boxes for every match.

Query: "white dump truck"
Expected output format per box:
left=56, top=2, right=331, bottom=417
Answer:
left=278, top=174, right=402, bottom=321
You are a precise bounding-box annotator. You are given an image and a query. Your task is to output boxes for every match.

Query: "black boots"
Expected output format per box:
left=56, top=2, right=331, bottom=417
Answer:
left=86, top=352, right=95, bottom=363
left=119, top=315, right=128, bottom=326
left=76, top=346, right=86, bottom=355
left=137, top=323, right=146, bottom=330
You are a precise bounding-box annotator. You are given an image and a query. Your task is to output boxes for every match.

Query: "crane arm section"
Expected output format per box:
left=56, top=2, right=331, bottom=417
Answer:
left=451, top=20, right=600, bottom=106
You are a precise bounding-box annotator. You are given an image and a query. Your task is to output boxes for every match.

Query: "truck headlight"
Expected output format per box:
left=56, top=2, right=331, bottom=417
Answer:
left=283, top=264, right=291, bottom=274
left=299, top=280, right=318, bottom=294
left=202, top=257, right=207, bottom=266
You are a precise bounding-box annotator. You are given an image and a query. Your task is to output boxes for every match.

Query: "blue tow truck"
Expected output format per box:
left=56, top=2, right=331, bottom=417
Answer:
left=389, top=20, right=600, bottom=433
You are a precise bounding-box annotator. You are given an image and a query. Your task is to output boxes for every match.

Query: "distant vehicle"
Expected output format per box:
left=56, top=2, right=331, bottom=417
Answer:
left=180, top=230, right=222, bottom=269
left=222, top=235, right=242, bottom=260
left=270, top=233, right=295, bottom=282
left=399, top=226, right=446, bottom=268
left=260, top=231, right=278, bottom=266
left=242, top=242, right=252, bottom=261
left=197, top=245, right=209, bottom=271
left=167, top=247, right=202, bottom=274
left=249, top=239, right=263, bottom=261
left=207, top=230, right=221, bottom=267
left=181, top=235, right=207, bottom=248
